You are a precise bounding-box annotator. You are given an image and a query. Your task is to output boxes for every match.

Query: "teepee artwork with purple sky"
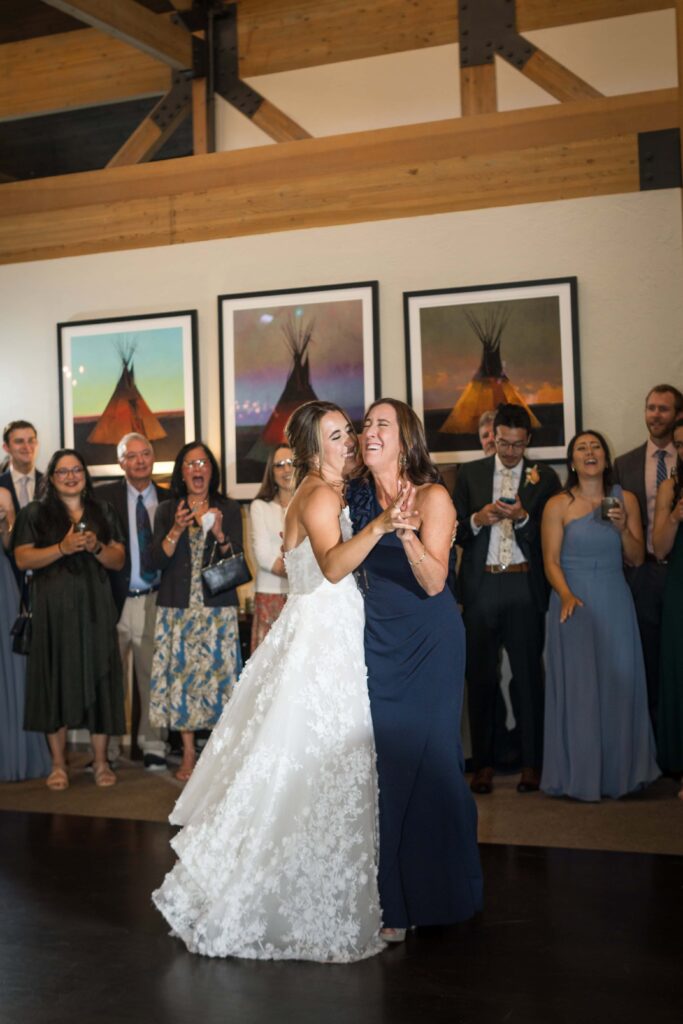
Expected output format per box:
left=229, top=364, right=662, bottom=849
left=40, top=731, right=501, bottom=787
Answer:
left=439, top=306, right=541, bottom=435
left=87, top=340, right=167, bottom=445
left=260, top=313, right=318, bottom=445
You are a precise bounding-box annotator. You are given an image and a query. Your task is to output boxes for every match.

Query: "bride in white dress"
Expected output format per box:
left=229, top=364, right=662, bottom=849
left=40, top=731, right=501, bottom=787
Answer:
left=153, top=400, right=413, bottom=962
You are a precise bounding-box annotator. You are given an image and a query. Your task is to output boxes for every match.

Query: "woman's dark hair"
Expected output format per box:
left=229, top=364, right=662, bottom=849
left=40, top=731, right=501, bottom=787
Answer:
left=672, top=416, right=683, bottom=504
left=255, top=444, right=292, bottom=502
left=563, top=430, right=613, bottom=499
left=36, top=449, right=111, bottom=544
left=285, top=400, right=353, bottom=488
left=170, top=441, right=222, bottom=500
left=361, top=398, right=440, bottom=486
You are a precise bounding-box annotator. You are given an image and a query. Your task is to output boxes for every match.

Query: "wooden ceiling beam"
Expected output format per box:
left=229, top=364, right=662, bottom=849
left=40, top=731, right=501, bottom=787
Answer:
left=0, top=88, right=675, bottom=264
left=236, top=0, right=672, bottom=77
left=460, top=65, right=498, bottom=116
left=521, top=49, right=603, bottom=102
left=107, top=77, right=192, bottom=167
left=40, top=0, right=194, bottom=70
left=0, top=29, right=169, bottom=121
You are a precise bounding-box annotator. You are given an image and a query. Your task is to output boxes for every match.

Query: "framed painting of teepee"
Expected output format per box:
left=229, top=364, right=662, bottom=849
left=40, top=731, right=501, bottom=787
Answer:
left=404, top=277, right=581, bottom=464
left=219, top=282, right=380, bottom=499
left=58, top=311, right=199, bottom=478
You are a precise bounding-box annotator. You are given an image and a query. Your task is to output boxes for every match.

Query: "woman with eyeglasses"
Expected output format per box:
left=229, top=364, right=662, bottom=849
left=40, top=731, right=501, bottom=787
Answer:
left=148, top=441, right=243, bottom=782
left=13, top=449, right=126, bottom=790
left=249, top=445, right=295, bottom=652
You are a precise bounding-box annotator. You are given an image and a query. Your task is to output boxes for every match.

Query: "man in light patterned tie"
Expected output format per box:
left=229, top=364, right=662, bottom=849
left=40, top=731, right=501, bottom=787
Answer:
left=98, top=434, right=168, bottom=771
left=0, top=420, right=42, bottom=589
left=454, top=404, right=560, bottom=796
left=614, top=384, right=683, bottom=727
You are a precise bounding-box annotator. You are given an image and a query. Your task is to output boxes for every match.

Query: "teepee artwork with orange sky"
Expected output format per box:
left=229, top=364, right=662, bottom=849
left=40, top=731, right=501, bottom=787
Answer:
left=405, top=279, right=580, bottom=464
left=58, top=312, right=199, bottom=478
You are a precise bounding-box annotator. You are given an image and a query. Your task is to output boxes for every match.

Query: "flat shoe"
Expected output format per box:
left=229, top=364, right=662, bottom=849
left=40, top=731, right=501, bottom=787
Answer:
left=381, top=928, right=407, bottom=943
left=93, top=764, right=117, bottom=787
left=46, top=767, right=69, bottom=791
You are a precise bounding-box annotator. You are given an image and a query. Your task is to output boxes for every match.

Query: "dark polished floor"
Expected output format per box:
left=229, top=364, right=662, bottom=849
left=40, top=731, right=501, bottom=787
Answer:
left=0, top=810, right=679, bottom=1024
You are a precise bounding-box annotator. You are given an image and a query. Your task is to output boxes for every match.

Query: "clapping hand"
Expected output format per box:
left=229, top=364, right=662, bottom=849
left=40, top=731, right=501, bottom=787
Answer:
left=209, top=508, right=225, bottom=543
left=174, top=499, right=194, bottom=532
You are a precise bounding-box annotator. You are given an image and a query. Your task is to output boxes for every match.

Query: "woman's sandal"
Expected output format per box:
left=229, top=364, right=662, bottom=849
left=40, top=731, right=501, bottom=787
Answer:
left=93, top=763, right=117, bottom=787
left=46, top=767, right=69, bottom=791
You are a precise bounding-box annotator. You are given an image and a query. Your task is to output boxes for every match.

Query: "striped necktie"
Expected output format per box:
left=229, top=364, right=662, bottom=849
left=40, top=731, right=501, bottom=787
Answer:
left=656, top=450, right=668, bottom=489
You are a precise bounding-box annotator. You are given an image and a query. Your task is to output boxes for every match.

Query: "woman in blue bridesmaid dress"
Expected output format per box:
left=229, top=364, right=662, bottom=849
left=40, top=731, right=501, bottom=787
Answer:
left=541, top=431, right=659, bottom=802
left=348, top=399, right=482, bottom=941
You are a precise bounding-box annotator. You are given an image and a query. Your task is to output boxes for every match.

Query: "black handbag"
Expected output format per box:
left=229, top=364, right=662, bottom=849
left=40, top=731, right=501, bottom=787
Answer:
left=201, top=536, right=252, bottom=596
left=10, top=585, right=32, bottom=656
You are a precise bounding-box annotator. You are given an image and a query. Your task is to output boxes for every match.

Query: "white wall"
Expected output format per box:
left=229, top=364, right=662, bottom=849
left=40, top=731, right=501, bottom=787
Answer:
left=1, top=188, right=682, bottom=469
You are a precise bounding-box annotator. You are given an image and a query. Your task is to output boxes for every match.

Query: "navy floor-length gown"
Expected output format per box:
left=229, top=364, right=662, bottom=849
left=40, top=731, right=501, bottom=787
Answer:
left=348, top=479, right=482, bottom=928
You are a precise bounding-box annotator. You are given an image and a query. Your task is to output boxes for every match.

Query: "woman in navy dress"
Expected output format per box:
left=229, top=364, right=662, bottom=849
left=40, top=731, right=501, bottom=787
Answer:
left=347, top=399, right=482, bottom=941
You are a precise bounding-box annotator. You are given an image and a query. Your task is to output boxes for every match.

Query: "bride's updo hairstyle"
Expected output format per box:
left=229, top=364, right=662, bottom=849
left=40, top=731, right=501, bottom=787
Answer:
left=285, top=400, right=352, bottom=488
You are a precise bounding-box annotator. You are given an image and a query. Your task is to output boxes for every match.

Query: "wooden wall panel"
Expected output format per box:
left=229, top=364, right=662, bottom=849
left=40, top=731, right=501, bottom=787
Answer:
left=0, top=90, right=673, bottom=265
left=0, top=28, right=168, bottom=119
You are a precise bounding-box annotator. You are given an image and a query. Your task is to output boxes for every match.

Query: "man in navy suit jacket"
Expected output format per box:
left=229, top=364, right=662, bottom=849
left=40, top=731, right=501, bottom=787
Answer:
left=98, top=433, right=168, bottom=771
left=613, top=383, right=683, bottom=724
left=0, top=419, right=43, bottom=590
left=454, top=404, right=560, bottom=795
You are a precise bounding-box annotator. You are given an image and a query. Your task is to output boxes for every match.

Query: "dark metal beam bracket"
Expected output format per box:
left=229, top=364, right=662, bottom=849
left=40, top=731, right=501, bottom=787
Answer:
left=459, top=0, right=536, bottom=70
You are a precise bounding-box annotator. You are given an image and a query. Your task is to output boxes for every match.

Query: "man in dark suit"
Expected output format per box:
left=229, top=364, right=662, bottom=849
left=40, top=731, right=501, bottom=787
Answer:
left=0, top=419, right=43, bottom=589
left=98, top=432, right=168, bottom=771
left=0, top=419, right=42, bottom=513
left=613, top=383, right=683, bottom=724
left=454, top=403, right=560, bottom=795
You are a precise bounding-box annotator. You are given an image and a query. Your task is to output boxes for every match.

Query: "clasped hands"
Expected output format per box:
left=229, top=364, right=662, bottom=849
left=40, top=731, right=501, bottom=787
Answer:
left=380, top=482, right=421, bottom=538
left=174, top=499, right=227, bottom=543
left=60, top=524, right=100, bottom=555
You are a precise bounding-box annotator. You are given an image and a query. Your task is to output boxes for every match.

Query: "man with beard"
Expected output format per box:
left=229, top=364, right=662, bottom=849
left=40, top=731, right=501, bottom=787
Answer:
left=614, top=384, right=683, bottom=727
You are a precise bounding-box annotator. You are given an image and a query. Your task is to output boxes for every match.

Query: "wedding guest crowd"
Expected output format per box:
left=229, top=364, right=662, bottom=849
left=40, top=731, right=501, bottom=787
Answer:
left=2, top=383, right=682, bottom=806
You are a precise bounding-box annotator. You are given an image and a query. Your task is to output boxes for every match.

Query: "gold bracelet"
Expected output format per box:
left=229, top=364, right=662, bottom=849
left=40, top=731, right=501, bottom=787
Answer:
left=408, top=547, right=426, bottom=567
left=165, top=533, right=177, bottom=546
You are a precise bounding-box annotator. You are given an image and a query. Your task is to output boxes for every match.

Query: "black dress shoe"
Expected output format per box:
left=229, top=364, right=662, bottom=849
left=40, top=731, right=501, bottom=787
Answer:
left=470, top=767, right=495, bottom=794
left=143, top=753, right=168, bottom=772
left=517, top=768, right=541, bottom=793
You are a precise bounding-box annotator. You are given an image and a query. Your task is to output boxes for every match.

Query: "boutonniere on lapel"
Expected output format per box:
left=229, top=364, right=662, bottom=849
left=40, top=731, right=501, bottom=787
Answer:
left=524, top=464, right=540, bottom=487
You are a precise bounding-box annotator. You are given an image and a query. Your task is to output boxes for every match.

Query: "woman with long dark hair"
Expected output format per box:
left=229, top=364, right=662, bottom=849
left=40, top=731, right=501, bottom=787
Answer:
left=148, top=441, right=243, bottom=782
left=153, top=401, right=407, bottom=962
left=249, top=444, right=294, bottom=652
left=13, top=449, right=125, bottom=789
left=346, top=398, right=482, bottom=942
left=541, top=430, right=659, bottom=800
left=653, top=415, right=683, bottom=798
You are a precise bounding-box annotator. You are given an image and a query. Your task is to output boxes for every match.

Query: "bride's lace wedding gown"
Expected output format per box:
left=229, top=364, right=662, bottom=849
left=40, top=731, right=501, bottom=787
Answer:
left=153, top=509, right=385, bottom=962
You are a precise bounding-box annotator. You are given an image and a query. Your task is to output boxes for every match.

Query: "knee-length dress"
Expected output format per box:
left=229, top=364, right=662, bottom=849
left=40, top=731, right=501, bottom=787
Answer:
left=150, top=525, right=240, bottom=730
left=0, top=547, right=51, bottom=780
left=13, top=501, right=125, bottom=736
left=152, top=509, right=384, bottom=962
left=541, top=487, right=660, bottom=801
left=348, top=479, right=483, bottom=929
left=657, top=521, right=683, bottom=775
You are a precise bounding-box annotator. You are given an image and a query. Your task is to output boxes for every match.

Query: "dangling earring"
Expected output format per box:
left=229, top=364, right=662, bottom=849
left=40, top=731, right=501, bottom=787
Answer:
left=399, top=453, right=407, bottom=470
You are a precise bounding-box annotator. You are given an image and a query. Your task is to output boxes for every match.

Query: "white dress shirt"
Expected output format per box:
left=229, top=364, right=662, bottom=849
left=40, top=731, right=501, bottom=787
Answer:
left=470, top=456, right=528, bottom=566
left=644, top=439, right=676, bottom=554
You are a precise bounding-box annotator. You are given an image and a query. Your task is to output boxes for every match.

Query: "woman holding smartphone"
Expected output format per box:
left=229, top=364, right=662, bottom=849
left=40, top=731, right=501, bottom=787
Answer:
left=540, top=430, right=658, bottom=801
left=13, top=449, right=125, bottom=789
